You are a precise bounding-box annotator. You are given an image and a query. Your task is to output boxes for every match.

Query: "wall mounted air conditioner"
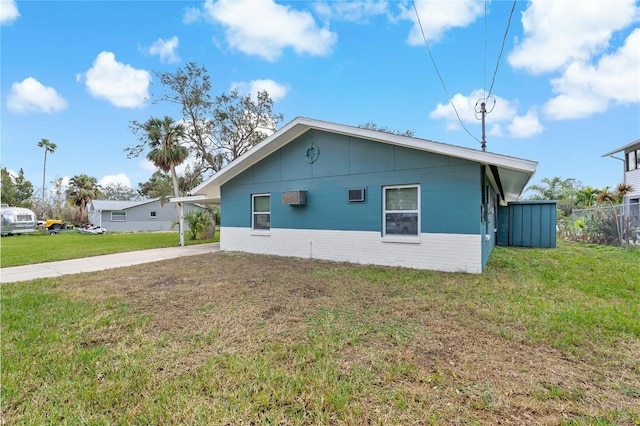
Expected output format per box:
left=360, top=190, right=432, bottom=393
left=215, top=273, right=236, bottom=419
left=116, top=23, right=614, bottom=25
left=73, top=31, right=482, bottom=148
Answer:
left=282, top=190, right=307, bottom=205
left=348, top=188, right=366, bottom=202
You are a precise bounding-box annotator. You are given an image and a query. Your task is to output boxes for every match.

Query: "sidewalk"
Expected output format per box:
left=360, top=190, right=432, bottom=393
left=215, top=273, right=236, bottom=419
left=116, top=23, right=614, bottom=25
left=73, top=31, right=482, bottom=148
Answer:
left=0, top=243, right=220, bottom=284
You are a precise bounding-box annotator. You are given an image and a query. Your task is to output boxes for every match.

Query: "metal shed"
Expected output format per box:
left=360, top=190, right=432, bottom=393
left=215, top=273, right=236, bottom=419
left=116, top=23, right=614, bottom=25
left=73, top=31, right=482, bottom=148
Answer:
left=497, top=201, right=557, bottom=248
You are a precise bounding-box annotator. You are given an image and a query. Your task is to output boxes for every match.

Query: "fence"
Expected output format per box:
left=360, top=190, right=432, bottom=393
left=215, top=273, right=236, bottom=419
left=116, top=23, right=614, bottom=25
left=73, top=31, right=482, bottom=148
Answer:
left=558, top=202, right=640, bottom=247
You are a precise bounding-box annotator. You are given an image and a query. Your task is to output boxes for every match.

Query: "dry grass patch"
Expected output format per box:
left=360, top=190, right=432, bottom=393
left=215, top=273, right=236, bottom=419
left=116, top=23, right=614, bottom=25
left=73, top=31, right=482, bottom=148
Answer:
left=2, top=245, right=639, bottom=425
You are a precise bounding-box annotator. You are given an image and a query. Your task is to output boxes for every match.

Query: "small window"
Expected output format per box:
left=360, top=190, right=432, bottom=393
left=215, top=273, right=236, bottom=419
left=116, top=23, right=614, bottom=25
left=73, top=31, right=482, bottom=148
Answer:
left=383, top=185, right=420, bottom=236
left=111, top=211, right=126, bottom=221
left=149, top=211, right=157, bottom=219
left=252, top=194, right=271, bottom=231
left=628, top=151, right=637, bottom=171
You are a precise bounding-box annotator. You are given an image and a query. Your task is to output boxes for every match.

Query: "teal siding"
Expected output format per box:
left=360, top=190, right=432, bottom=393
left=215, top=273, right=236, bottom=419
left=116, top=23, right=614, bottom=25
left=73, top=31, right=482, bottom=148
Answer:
left=221, top=129, right=482, bottom=235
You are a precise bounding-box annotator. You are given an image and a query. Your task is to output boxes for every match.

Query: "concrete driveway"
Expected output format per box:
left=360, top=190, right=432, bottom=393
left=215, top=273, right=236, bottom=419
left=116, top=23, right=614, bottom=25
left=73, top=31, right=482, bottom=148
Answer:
left=1, top=243, right=220, bottom=284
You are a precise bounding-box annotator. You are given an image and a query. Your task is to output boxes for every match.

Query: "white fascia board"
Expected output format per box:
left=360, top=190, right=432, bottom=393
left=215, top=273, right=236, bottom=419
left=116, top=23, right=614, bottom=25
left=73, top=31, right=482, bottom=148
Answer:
left=170, top=195, right=209, bottom=203
left=601, top=138, right=640, bottom=157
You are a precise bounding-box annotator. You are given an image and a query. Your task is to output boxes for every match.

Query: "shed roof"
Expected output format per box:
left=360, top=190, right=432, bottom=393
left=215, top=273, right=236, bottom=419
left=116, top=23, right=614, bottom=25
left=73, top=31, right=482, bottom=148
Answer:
left=175, top=117, right=538, bottom=204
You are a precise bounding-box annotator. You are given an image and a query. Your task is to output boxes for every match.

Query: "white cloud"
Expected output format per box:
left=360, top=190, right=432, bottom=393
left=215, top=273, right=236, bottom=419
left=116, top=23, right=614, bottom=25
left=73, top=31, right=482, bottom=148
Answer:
left=6, top=77, right=68, bottom=113
left=148, top=36, right=180, bottom=63
left=508, top=0, right=640, bottom=75
left=488, top=124, right=504, bottom=137
left=139, top=159, right=157, bottom=174
left=230, top=79, right=289, bottom=102
left=313, top=1, right=389, bottom=23
left=401, top=0, right=484, bottom=45
left=430, top=89, right=542, bottom=138
left=99, top=173, right=132, bottom=188
left=200, top=0, right=337, bottom=61
left=79, top=51, right=151, bottom=108
left=507, top=110, right=544, bottom=138
left=544, top=28, right=640, bottom=120
left=0, top=0, right=19, bottom=25
left=183, top=6, right=202, bottom=24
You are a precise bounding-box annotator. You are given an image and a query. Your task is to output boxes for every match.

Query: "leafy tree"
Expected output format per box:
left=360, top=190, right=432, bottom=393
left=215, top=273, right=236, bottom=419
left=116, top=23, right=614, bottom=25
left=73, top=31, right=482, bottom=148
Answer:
left=37, top=138, right=57, bottom=206
left=211, top=89, right=283, bottom=167
left=525, top=176, right=583, bottom=217
left=525, top=177, right=578, bottom=200
left=48, top=176, right=68, bottom=219
left=358, top=122, right=415, bottom=137
left=138, top=171, right=174, bottom=201
left=574, top=186, right=600, bottom=208
left=138, top=169, right=203, bottom=203
left=99, top=183, right=144, bottom=201
left=134, top=62, right=283, bottom=176
left=1, top=167, right=34, bottom=208
left=66, top=174, right=101, bottom=224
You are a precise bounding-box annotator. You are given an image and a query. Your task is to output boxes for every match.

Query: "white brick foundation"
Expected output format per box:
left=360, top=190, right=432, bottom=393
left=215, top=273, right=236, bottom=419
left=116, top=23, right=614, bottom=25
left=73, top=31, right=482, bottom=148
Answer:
left=221, top=227, right=483, bottom=273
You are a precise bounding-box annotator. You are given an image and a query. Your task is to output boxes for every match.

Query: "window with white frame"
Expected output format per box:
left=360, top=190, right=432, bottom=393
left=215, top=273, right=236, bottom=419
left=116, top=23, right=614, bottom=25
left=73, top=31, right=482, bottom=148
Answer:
left=111, top=211, right=126, bottom=221
left=383, top=185, right=420, bottom=236
left=627, top=149, right=640, bottom=171
left=252, top=194, right=271, bottom=230
left=149, top=211, right=157, bottom=219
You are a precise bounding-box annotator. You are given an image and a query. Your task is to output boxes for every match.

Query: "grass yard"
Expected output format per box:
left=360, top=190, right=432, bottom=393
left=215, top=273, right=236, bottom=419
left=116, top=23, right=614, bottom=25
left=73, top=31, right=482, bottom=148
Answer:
left=1, top=242, right=639, bottom=424
left=0, top=231, right=219, bottom=267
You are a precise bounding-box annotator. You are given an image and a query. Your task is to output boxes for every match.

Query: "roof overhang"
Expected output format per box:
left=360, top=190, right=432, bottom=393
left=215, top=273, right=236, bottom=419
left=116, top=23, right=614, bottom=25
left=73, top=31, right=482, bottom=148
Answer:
left=169, top=194, right=219, bottom=204
left=602, top=138, right=640, bottom=157
left=186, top=117, right=538, bottom=203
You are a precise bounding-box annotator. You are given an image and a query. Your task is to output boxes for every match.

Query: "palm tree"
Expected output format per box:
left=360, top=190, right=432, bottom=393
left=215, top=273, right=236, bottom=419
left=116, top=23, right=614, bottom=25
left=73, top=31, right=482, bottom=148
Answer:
left=141, top=116, right=189, bottom=245
left=37, top=138, right=57, bottom=211
left=616, top=183, right=633, bottom=204
left=525, top=176, right=577, bottom=200
left=143, top=116, right=188, bottom=198
left=66, top=174, right=101, bottom=224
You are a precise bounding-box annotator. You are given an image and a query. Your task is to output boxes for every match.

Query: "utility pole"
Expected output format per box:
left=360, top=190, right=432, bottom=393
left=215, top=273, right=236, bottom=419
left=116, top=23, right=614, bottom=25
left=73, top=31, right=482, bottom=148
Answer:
left=480, top=101, right=487, bottom=152
left=475, top=98, right=494, bottom=152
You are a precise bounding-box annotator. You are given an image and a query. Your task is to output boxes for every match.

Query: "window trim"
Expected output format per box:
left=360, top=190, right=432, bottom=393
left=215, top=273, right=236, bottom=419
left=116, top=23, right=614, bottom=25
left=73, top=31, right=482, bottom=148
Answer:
left=149, top=211, right=157, bottom=219
left=111, top=211, right=127, bottom=222
left=382, top=184, right=421, bottom=243
left=251, top=193, right=271, bottom=234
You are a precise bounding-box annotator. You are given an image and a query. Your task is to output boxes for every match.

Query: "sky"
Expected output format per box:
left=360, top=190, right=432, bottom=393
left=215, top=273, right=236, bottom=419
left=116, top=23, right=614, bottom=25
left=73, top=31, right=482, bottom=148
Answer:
left=1, top=0, right=639, bottom=199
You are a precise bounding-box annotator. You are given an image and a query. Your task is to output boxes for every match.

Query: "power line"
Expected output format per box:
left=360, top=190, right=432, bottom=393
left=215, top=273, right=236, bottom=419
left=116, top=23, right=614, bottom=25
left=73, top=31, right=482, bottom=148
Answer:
left=483, top=0, right=487, bottom=97
left=412, top=1, right=480, bottom=144
left=486, top=0, right=517, bottom=99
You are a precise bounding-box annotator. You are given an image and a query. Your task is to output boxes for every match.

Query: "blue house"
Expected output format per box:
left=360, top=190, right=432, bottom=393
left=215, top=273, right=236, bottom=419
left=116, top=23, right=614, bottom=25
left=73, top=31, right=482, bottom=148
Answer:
left=181, top=117, right=538, bottom=273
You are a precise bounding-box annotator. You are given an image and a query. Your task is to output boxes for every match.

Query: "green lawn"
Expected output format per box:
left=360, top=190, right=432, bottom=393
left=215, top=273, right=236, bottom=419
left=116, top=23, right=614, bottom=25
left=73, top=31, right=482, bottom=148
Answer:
left=1, top=242, right=639, bottom=424
left=0, top=231, right=218, bottom=267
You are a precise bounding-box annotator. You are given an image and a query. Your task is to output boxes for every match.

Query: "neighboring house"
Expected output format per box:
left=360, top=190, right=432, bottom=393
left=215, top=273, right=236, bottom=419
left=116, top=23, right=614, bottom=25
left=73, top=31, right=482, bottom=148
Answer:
left=602, top=138, right=640, bottom=222
left=177, top=117, right=538, bottom=273
left=89, top=199, right=206, bottom=233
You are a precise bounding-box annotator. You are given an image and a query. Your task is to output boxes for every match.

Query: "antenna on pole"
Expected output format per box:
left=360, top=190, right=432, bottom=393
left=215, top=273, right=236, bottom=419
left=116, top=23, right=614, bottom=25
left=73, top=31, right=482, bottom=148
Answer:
left=475, top=97, right=495, bottom=152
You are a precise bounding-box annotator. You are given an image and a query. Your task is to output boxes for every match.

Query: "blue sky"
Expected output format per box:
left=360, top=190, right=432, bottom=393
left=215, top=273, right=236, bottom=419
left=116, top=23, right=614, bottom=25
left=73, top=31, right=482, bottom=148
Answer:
left=1, top=0, right=639, bottom=198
